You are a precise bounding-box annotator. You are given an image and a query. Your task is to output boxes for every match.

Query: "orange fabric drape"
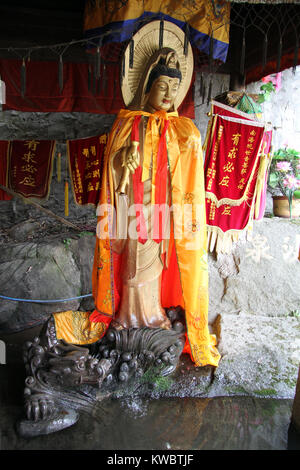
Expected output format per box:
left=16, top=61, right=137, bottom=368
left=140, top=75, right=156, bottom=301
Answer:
left=91, top=109, right=220, bottom=368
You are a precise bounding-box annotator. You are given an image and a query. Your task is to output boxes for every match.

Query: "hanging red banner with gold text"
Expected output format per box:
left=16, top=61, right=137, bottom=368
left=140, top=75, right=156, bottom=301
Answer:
left=67, top=134, right=107, bottom=207
left=205, top=114, right=264, bottom=207
left=205, top=167, right=259, bottom=252
left=204, top=114, right=265, bottom=253
left=7, top=140, right=56, bottom=199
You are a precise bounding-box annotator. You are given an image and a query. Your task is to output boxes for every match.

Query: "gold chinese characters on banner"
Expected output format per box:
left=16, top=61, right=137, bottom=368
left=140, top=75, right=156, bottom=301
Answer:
left=7, top=140, right=56, bottom=199
left=204, top=101, right=266, bottom=253
left=67, top=134, right=107, bottom=206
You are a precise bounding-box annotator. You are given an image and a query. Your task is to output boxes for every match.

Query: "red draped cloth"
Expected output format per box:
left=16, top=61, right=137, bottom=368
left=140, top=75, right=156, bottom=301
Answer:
left=67, top=134, right=107, bottom=206
left=0, top=59, right=195, bottom=118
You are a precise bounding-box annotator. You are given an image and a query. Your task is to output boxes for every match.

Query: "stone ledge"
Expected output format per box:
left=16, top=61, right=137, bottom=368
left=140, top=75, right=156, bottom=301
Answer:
left=208, top=217, right=300, bottom=323
left=209, top=313, right=300, bottom=399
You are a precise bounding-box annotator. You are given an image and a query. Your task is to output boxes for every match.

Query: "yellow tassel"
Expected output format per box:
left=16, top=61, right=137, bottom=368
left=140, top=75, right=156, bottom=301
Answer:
left=57, top=152, right=61, bottom=182
left=209, top=230, right=217, bottom=252
left=255, top=143, right=268, bottom=219
left=202, top=118, right=212, bottom=152
left=65, top=180, right=69, bottom=217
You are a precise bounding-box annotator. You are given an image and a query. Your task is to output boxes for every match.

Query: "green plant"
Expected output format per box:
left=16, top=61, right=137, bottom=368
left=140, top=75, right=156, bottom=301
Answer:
left=287, top=309, right=300, bottom=318
left=63, top=238, right=72, bottom=248
left=257, top=81, right=276, bottom=103
left=268, top=146, right=300, bottom=218
left=78, top=231, right=94, bottom=237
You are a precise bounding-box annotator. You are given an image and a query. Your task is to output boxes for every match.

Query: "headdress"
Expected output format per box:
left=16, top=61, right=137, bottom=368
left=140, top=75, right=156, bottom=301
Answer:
left=121, top=20, right=194, bottom=110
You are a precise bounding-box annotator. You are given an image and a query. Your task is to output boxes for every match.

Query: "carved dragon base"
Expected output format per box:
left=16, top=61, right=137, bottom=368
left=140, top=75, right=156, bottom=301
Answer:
left=17, top=307, right=186, bottom=438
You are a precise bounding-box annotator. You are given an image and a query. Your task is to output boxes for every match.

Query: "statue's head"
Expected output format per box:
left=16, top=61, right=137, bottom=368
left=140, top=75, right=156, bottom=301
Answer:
left=121, top=21, right=193, bottom=113
left=143, top=51, right=182, bottom=112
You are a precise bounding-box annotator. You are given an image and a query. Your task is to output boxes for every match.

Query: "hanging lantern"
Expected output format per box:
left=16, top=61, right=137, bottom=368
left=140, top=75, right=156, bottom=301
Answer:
left=102, top=63, right=107, bottom=95
left=209, top=30, right=214, bottom=71
left=262, top=34, right=268, bottom=72
left=0, top=76, right=6, bottom=105
left=21, top=58, right=26, bottom=97
left=95, top=45, right=101, bottom=80
left=200, top=73, right=204, bottom=100
left=276, top=36, right=282, bottom=73
left=207, top=74, right=213, bottom=106
left=293, top=36, right=299, bottom=72
left=240, top=29, right=246, bottom=76
left=58, top=55, right=63, bottom=93
left=88, top=63, right=92, bottom=91
left=202, top=81, right=206, bottom=105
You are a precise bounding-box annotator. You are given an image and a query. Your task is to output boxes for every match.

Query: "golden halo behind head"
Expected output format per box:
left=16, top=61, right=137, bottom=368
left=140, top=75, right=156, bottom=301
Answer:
left=121, top=20, right=194, bottom=111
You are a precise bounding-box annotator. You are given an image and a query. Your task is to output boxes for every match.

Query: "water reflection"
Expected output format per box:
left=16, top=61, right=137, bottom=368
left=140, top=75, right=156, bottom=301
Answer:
left=0, top=394, right=294, bottom=450
left=1, top=345, right=297, bottom=450
left=82, top=396, right=292, bottom=450
left=0, top=359, right=294, bottom=450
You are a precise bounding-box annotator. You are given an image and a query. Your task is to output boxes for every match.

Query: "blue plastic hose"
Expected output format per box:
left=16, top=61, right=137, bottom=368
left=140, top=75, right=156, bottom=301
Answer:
left=0, top=294, right=92, bottom=303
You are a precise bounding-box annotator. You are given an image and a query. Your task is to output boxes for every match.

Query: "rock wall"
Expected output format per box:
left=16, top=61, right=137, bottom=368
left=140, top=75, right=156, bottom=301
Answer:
left=1, top=216, right=299, bottom=333
left=246, top=66, right=300, bottom=151
left=0, top=232, right=96, bottom=333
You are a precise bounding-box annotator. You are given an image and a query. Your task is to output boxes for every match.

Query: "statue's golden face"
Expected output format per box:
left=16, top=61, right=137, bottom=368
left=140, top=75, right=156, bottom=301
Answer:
left=144, top=75, right=180, bottom=112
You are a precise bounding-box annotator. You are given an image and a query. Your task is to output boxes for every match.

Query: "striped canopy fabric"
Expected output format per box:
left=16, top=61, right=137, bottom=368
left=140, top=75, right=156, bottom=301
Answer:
left=84, top=0, right=230, bottom=63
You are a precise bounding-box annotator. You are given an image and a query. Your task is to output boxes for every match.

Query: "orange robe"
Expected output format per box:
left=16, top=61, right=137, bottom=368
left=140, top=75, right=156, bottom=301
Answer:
left=91, top=108, right=220, bottom=367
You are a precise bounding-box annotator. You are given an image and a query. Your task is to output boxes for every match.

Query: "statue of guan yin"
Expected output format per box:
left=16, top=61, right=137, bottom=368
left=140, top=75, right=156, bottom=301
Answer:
left=18, top=21, right=220, bottom=437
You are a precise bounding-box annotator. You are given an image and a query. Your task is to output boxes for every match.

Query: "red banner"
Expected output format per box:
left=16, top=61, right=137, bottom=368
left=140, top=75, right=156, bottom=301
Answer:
left=0, top=140, right=12, bottom=200
left=204, top=114, right=265, bottom=207
left=203, top=100, right=255, bottom=171
left=7, top=140, right=55, bottom=199
left=206, top=159, right=259, bottom=234
left=211, top=100, right=253, bottom=121
left=204, top=108, right=265, bottom=253
left=67, top=134, right=107, bottom=206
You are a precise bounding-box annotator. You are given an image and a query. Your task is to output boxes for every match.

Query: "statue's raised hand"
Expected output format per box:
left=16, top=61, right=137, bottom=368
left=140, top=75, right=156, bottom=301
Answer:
left=117, top=141, right=140, bottom=194
left=122, top=141, right=140, bottom=174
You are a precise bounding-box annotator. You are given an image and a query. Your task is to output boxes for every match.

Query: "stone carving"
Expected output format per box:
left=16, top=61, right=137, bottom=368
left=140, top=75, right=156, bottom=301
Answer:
left=18, top=307, right=185, bottom=437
